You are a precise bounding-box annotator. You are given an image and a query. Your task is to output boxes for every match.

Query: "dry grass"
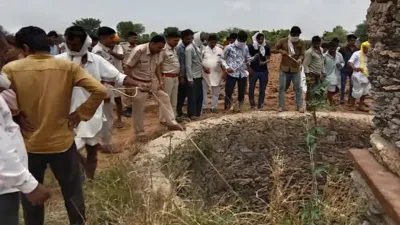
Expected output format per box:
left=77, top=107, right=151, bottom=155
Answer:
left=39, top=137, right=369, bottom=225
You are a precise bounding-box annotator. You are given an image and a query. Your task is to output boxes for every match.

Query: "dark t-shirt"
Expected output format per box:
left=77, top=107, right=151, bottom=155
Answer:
left=339, top=46, right=359, bottom=74
left=248, top=44, right=271, bottom=72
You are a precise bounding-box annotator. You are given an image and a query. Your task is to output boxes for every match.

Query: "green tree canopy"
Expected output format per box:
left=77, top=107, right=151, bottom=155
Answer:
left=116, top=22, right=145, bottom=39
left=262, top=29, right=290, bottom=46
left=163, top=27, right=179, bottom=36
left=322, top=25, right=348, bottom=43
left=355, top=21, right=368, bottom=43
left=72, top=18, right=101, bottom=37
left=150, top=32, right=158, bottom=38
left=137, top=34, right=150, bottom=44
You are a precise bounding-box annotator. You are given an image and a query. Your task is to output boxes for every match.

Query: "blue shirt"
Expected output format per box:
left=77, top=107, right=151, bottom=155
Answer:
left=177, top=43, right=186, bottom=77
left=49, top=45, right=58, bottom=55
left=248, top=44, right=271, bottom=73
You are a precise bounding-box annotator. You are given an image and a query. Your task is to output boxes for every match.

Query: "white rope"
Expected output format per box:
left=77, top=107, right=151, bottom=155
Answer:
left=110, top=85, right=244, bottom=203
left=109, top=87, right=139, bottom=98
left=150, top=91, right=245, bottom=204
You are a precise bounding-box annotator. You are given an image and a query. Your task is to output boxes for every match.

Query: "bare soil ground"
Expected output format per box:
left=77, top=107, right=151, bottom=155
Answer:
left=42, top=54, right=373, bottom=224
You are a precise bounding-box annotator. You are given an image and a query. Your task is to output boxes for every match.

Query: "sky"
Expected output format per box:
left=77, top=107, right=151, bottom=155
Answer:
left=0, top=0, right=370, bottom=39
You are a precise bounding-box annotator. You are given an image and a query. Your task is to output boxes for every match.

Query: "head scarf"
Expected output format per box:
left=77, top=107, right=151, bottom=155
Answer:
left=252, top=32, right=266, bottom=56
left=234, top=40, right=247, bottom=50
left=361, top=41, right=370, bottom=76
left=66, top=35, right=92, bottom=65
left=193, top=32, right=203, bottom=47
left=113, top=34, right=120, bottom=43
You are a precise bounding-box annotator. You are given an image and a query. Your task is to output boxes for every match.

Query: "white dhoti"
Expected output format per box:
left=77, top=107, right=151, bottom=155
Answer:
left=351, top=75, right=371, bottom=99
left=71, top=87, right=106, bottom=150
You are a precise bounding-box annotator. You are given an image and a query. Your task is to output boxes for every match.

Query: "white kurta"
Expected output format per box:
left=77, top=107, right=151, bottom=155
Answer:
left=202, top=46, right=224, bottom=87
left=55, top=52, right=126, bottom=149
left=348, top=50, right=370, bottom=98
left=0, top=95, right=38, bottom=195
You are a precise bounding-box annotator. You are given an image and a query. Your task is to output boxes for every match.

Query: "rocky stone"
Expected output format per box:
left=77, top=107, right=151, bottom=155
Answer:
left=324, top=135, right=337, bottom=144
left=368, top=0, right=400, bottom=147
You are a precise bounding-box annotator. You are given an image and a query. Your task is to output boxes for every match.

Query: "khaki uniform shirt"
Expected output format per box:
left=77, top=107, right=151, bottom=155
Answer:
left=122, top=44, right=136, bottom=64
left=125, top=43, right=160, bottom=81
left=159, top=43, right=180, bottom=74
left=1, top=54, right=107, bottom=154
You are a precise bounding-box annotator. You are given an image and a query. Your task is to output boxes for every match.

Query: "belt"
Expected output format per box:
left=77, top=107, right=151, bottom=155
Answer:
left=132, top=77, right=152, bottom=83
left=163, top=73, right=179, bottom=78
left=101, top=81, right=115, bottom=86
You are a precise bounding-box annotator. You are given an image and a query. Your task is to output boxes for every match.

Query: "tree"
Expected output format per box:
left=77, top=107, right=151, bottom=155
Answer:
left=150, top=32, right=158, bottom=38
left=322, top=25, right=348, bottom=43
left=72, top=18, right=101, bottom=37
left=262, top=29, right=290, bottom=46
left=137, top=34, right=151, bottom=44
left=116, top=21, right=145, bottom=40
left=355, top=21, right=368, bottom=43
left=163, top=27, right=179, bottom=36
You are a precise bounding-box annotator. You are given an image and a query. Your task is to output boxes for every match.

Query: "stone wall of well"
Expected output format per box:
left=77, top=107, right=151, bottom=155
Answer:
left=367, top=0, right=400, bottom=175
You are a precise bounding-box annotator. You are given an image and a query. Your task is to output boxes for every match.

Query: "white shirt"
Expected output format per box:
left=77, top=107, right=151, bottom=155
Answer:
left=202, top=45, right=224, bottom=86
left=348, top=50, right=369, bottom=84
left=0, top=96, right=38, bottom=195
left=56, top=52, right=126, bottom=140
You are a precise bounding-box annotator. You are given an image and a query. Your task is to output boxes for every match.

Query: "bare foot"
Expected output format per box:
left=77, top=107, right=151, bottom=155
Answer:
left=115, top=121, right=125, bottom=129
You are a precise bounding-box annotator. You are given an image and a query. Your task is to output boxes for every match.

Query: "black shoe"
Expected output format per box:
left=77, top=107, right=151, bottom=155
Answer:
left=122, top=108, right=132, bottom=117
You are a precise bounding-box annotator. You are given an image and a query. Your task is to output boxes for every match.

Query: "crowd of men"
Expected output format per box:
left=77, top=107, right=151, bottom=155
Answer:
left=0, top=23, right=370, bottom=225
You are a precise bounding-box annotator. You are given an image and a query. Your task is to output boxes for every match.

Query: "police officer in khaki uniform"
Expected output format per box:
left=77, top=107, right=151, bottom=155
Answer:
left=124, top=35, right=181, bottom=136
left=158, top=31, right=180, bottom=123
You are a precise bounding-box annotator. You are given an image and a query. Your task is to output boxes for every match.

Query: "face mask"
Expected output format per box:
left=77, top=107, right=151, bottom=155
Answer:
left=290, top=36, right=300, bottom=42
left=235, top=40, right=247, bottom=49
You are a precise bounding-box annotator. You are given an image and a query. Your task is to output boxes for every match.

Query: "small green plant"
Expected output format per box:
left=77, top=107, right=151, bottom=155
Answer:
left=302, top=79, right=330, bottom=224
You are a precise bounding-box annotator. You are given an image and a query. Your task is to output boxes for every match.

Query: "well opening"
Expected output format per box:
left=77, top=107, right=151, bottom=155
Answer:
left=162, top=114, right=374, bottom=222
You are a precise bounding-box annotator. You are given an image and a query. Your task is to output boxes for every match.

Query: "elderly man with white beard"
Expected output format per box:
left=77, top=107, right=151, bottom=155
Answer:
left=202, top=34, right=224, bottom=113
left=57, top=26, right=149, bottom=179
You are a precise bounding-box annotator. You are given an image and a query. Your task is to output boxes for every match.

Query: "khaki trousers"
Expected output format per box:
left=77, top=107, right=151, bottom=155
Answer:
left=160, top=76, right=179, bottom=122
left=123, top=87, right=133, bottom=109
left=102, top=102, right=114, bottom=146
left=132, top=76, right=177, bottom=134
